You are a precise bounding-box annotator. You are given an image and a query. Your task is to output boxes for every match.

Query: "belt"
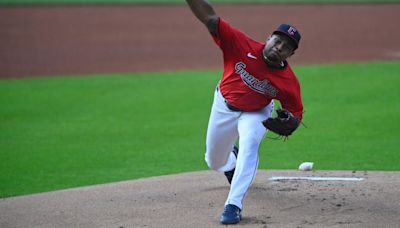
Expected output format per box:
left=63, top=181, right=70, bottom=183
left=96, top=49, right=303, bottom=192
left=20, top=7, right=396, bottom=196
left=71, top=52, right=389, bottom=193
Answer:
left=225, top=101, right=243, bottom=112
left=216, top=86, right=244, bottom=112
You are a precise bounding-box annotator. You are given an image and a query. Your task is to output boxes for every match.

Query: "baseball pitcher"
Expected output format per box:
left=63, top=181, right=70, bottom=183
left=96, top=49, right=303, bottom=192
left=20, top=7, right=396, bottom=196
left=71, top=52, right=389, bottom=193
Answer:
left=186, top=0, right=304, bottom=224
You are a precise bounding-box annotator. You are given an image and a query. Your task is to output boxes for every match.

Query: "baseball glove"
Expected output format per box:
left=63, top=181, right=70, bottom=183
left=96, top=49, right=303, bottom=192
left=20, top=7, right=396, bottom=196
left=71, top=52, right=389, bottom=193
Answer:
left=262, top=108, right=300, bottom=137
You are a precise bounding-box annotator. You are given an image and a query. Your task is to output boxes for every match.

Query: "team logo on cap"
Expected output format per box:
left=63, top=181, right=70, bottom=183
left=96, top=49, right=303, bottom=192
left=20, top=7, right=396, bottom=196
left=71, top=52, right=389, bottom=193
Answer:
left=287, top=26, right=297, bottom=35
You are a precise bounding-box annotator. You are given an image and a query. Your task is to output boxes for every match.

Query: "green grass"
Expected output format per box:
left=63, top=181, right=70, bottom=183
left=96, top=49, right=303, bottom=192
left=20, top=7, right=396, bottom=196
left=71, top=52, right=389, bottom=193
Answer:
left=261, top=61, right=400, bottom=171
left=0, top=0, right=399, bottom=6
left=0, top=71, right=216, bottom=197
left=1, top=61, right=399, bottom=197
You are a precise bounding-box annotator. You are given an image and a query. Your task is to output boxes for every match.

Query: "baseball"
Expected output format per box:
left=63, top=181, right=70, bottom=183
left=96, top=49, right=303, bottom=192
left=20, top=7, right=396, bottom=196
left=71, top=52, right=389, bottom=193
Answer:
left=299, top=162, right=314, bottom=171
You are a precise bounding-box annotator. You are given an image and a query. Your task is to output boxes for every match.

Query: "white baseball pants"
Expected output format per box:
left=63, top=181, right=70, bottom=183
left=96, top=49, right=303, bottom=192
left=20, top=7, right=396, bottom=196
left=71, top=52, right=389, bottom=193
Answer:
left=205, top=85, right=274, bottom=210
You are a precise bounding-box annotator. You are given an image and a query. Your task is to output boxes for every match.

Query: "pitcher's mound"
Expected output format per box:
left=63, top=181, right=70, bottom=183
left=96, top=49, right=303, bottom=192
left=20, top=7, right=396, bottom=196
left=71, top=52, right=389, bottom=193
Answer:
left=1, top=170, right=399, bottom=227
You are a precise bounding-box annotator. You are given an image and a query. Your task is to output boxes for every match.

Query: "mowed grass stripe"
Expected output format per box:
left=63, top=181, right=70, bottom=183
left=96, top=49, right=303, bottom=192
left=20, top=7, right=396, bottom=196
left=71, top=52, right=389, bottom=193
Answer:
left=0, top=61, right=399, bottom=197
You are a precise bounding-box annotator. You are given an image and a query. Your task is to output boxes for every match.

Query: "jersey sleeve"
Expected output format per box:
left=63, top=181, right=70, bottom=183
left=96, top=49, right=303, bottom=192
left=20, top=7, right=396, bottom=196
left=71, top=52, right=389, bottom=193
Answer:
left=211, top=18, right=241, bottom=51
left=281, top=78, right=304, bottom=120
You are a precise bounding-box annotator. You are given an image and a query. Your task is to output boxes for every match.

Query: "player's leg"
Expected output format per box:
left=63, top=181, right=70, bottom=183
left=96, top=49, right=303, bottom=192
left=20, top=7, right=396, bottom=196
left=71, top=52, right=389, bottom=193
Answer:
left=205, top=88, right=240, bottom=172
left=225, top=101, right=274, bottom=209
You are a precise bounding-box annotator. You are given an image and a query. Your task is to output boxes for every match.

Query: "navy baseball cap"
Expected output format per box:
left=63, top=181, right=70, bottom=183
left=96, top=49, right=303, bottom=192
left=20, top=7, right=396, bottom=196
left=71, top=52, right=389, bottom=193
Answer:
left=273, top=24, right=301, bottom=49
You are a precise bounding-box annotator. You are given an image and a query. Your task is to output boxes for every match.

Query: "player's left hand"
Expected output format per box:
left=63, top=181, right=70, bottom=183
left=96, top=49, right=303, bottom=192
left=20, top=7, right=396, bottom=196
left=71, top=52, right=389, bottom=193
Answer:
left=262, top=108, right=300, bottom=137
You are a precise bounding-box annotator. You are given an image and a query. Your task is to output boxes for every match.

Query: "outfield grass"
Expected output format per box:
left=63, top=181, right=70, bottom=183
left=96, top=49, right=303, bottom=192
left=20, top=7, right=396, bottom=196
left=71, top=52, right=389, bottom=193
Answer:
left=264, top=61, right=400, bottom=171
left=0, top=0, right=399, bottom=6
left=0, top=61, right=399, bottom=197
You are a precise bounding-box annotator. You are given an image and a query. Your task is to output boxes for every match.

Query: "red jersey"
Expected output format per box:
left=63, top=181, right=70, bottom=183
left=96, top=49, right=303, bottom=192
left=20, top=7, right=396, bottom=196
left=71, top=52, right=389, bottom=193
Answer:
left=211, top=18, right=303, bottom=119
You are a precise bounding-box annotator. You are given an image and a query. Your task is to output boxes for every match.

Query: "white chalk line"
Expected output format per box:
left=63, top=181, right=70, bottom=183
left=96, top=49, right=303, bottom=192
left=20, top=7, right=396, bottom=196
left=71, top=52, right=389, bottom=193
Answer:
left=270, top=176, right=364, bottom=181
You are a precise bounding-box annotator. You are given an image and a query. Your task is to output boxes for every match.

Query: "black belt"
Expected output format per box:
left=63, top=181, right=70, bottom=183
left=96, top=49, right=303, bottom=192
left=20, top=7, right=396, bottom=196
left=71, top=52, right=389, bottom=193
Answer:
left=225, top=101, right=243, bottom=112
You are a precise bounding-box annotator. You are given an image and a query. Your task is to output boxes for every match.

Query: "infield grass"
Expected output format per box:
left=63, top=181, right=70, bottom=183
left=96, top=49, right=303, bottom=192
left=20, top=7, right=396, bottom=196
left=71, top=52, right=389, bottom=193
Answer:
left=1, top=61, right=399, bottom=197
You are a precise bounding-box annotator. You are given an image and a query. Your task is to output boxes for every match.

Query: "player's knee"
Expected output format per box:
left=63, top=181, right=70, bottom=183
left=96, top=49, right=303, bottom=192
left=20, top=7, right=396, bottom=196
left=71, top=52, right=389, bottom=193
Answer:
left=204, top=153, right=222, bottom=171
left=205, top=156, right=220, bottom=171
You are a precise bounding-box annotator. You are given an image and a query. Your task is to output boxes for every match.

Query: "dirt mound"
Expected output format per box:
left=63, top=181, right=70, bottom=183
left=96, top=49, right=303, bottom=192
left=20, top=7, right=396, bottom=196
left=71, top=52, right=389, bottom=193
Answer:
left=1, top=170, right=399, bottom=227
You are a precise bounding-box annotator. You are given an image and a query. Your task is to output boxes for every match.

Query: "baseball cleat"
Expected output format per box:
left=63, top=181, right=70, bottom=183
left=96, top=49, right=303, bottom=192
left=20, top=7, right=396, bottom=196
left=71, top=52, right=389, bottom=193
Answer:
left=220, top=204, right=241, bottom=224
left=224, top=145, right=239, bottom=184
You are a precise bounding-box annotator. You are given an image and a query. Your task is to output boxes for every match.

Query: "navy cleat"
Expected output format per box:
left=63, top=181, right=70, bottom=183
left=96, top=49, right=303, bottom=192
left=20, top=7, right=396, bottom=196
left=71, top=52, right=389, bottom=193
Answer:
left=224, top=145, right=239, bottom=184
left=220, top=204, right=241, bottom=224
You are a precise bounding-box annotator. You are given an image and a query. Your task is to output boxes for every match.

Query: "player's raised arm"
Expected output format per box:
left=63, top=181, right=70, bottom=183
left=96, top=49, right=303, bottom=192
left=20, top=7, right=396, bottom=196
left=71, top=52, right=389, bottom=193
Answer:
left=186, top=0, right=219, bottom=36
